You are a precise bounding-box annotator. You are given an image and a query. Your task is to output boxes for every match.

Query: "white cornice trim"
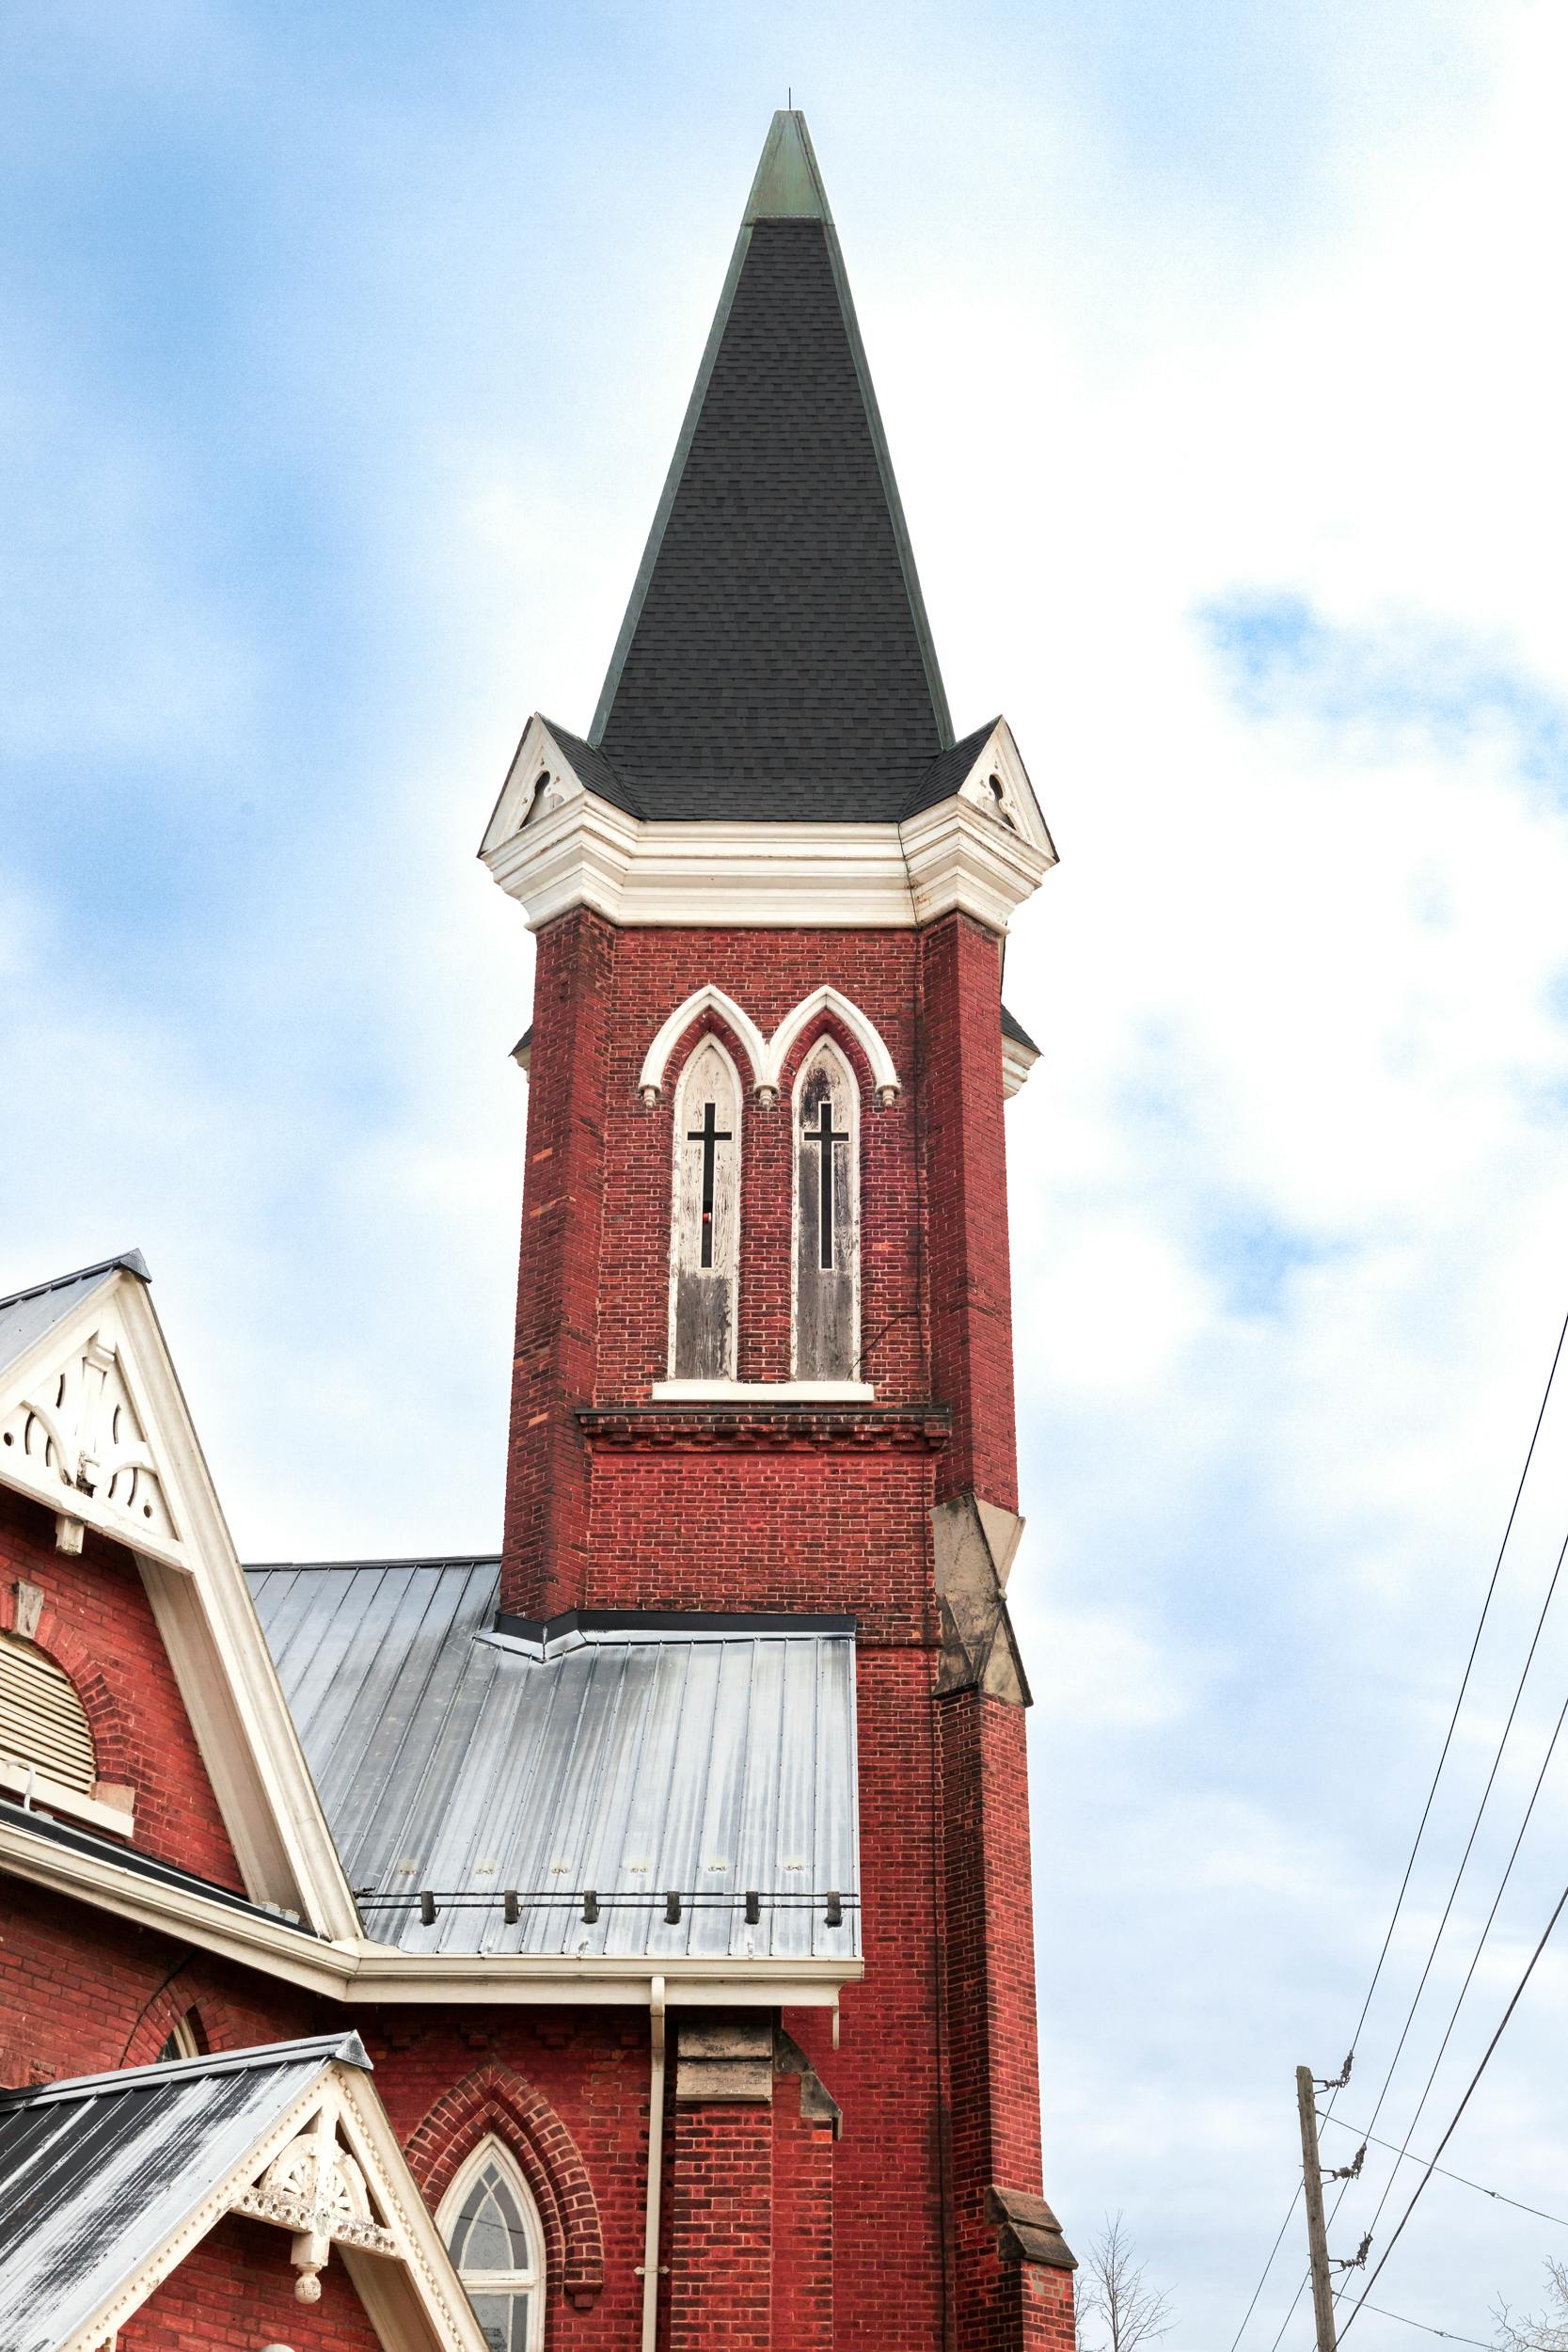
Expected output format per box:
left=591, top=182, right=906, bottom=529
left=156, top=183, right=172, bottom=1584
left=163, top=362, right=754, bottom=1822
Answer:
left=0, top=1819, right=862, bottom=2008
left=478, top=712, right=1056, bottom=934
left=1002, top=1032, right=1041, bottom=1101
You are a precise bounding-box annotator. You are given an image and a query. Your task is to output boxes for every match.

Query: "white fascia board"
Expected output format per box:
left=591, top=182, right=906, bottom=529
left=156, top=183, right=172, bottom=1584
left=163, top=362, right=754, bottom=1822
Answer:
left=0, top=1821, right=863, bottom=2007
left=0, top=1270, right=360, bottom=1940
left=337, top=1948, right=863, bottom=2009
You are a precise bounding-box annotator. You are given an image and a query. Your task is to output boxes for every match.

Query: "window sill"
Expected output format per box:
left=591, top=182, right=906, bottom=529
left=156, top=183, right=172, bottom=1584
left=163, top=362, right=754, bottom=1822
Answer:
left=650, top=1379, right=875, bottom=1404
left=0, top=1755, right=135, bottom=1840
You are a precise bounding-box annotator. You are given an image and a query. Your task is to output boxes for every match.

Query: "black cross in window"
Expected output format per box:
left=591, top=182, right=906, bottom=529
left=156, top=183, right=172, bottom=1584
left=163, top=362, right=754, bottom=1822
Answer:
left=804, top=1097, right=849, bottom=1269
left=688, top=1101, right=732, bottom=1268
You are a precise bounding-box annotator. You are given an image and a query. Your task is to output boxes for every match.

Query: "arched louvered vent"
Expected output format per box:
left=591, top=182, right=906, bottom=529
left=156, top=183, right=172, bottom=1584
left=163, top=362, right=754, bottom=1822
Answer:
left=0, top=1630, right=96, bottom=1793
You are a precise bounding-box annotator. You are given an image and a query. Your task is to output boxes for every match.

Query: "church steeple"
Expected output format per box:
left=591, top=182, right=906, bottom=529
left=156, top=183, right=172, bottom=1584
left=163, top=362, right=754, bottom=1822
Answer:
left=589, top=109, right=954, bottom=821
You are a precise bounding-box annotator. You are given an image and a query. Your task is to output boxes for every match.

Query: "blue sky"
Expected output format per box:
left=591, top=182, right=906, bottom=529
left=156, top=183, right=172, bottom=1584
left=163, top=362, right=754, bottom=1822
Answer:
left=6, top=6, right=1568, bottom=2348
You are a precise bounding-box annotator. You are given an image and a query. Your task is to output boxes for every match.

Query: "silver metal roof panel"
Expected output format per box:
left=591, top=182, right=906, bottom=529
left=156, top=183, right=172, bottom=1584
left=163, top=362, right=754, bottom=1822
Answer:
left=0, top=2036, right=359, bottom=2352
left=246, top=1561, right=861, bottom=1963
left=0, top=1253, right=149, bottom=1380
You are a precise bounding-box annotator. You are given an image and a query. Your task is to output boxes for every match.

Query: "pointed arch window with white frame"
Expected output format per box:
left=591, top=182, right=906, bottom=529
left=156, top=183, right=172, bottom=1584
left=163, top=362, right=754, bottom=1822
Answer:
left=669, top=1036, right=742, bottom=1379
left=438, top=2137, right=546, bottom=2352
left=792, top=1037, right=860, bottom=1382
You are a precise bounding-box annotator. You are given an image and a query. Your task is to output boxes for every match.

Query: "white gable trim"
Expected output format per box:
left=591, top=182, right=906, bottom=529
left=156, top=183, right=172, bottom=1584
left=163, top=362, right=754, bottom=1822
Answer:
left=0, top=1267, right=359, bottom=1940
left=479, top=712, right=594, bottom=858
left=59, top=2059, right=489, bottom=2352
left=638, top=986, right=768, bottom=1100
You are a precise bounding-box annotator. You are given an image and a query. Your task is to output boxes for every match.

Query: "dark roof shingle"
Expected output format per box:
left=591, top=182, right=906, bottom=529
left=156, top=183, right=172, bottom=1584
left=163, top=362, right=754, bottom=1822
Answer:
left=589, top=115, right=953, bottom=822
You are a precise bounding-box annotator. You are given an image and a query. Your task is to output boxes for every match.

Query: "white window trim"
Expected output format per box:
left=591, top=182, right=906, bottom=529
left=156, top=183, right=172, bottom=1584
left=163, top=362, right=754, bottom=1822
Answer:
left=649, top=1378, right=874, bottom=1403
left=437, top=2137, right=546, bottom=2343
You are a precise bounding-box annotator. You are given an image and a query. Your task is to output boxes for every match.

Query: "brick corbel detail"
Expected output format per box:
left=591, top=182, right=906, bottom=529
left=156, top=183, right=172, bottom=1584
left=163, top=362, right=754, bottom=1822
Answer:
left=404, top=2062, right=606, bottom=2312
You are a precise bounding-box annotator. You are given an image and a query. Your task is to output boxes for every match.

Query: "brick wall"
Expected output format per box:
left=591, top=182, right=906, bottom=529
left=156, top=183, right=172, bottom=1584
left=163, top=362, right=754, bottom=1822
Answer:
left=0, top=1879, right=320, bottom=2090
left=119, top=2211, right=383, bottom=2352
left=0, top=1484, right=244, bottom=1888
left=917, top=912, right=1019, bottom=1512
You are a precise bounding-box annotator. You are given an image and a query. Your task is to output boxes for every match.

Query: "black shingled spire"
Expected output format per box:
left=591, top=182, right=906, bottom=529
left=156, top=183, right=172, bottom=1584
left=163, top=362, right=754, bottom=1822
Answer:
left=590, top=111, right=955, bottom=823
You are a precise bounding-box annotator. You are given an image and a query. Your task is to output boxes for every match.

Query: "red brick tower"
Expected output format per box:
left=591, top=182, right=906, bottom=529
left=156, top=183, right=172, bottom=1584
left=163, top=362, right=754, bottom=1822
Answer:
left=480, top=110, right=1071, bottom=2352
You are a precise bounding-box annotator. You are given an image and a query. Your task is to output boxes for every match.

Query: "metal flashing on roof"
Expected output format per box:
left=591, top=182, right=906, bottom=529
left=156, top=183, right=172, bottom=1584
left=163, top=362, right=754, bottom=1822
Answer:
left=743, top=106, right=833, bottom=222
left=490, top=1604, right=858, bottom=1652
left=246, top=1558, right=861, bottom=1964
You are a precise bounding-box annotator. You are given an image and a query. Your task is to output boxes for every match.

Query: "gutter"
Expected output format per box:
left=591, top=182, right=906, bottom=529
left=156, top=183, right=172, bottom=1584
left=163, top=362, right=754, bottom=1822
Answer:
left=0, top=1819, right=861, bottom=2007
left=641, top=1974, right=667, bottom=2352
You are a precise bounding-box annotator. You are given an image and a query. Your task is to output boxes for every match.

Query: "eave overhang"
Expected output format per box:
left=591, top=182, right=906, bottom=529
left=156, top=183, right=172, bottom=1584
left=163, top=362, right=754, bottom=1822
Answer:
left=0, top=1809, right=861, bottom=2009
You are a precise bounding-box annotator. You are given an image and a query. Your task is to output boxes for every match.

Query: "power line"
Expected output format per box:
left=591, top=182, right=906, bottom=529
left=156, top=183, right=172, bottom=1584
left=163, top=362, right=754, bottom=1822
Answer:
left=1338, top=1870, right=1568, bottom=2338
left=1335, top=1295, right=1568, bottom=2067
left=1320, top=2113, right=1568, bottom=2233
left=1228, top=1296, right=1568, bottom=2352
left=1333, top=1600, right=1568, bottom=2294
left=1228, top=2187, right=1303, bottom=2352
left=1241, top=1308, right=1568, bottom=2352
left=1355, top=2300, right=1492, bottom=2348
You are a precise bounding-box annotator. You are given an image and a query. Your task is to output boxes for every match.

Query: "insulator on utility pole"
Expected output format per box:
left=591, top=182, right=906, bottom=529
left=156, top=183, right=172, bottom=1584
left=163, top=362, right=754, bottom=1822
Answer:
left=1296, top=2064, right=1338, bottom=2352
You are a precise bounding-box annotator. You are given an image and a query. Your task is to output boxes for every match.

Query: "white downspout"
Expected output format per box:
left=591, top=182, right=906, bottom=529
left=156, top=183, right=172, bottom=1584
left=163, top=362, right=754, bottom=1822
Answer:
left=641, top=1975, right=667, bottom=2352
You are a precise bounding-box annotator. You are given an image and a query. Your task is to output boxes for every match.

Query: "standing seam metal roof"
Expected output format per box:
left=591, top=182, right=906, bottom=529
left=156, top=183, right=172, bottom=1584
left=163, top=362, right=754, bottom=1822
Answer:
left=0, top=1253, right=149, bottom=1381
left=245, top=1560, right=861, bottom=1964
left=0, top=2037, right=365, bottom=2352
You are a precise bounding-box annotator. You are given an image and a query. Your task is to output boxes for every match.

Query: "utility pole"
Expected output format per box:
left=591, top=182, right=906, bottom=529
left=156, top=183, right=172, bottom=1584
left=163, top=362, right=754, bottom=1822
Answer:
left=1296, top=2064, right=1338, bottom=2352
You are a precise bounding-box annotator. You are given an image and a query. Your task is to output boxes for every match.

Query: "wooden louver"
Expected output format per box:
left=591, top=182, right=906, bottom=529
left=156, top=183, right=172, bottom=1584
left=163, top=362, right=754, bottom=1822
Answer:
left=0, top=1629, right=96, bottom=1793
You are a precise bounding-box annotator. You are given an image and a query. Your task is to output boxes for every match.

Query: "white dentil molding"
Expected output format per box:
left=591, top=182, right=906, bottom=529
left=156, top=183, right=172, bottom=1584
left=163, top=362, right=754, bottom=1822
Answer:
left=479, top=714, right=1055, bottom=933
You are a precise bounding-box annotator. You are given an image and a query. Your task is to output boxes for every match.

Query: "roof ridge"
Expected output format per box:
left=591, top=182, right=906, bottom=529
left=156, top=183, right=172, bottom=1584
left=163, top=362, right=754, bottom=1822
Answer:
left=0, top=2031, right=370, bottom=2110
left=245, top=1553, right=502, bottom=1573
left=0, top=1248, right=150, bottom=1315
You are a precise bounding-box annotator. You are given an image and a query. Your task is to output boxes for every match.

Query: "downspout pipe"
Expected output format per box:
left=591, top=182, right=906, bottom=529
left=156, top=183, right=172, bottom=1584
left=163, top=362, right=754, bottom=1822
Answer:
left=641, top=1974, right=667, bottom=2352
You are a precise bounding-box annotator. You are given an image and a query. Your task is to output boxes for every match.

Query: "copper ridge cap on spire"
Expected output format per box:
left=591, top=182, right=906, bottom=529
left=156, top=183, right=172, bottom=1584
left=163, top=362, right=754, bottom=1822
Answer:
left=743, top=106, right=833, bottom=222
left=585, top=107, right=955, bottom=819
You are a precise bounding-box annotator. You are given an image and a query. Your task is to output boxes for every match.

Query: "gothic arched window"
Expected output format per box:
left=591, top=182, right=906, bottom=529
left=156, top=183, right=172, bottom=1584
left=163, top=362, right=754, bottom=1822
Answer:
left=438, top=2138, right=546, bottom=2352
left=669, top=1037, right=742, bottom=1379
left=156, top=2010, right=204, bottom=2063
left=792, top=1038, right=860, bottom=1381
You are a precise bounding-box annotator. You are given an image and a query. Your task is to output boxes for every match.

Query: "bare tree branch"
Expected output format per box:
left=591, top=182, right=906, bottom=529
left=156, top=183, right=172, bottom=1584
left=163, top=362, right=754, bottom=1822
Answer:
left=1076, top=2211, right=1175, bottom=2352
left=1494, top=2262, right=1568, bottom=2352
